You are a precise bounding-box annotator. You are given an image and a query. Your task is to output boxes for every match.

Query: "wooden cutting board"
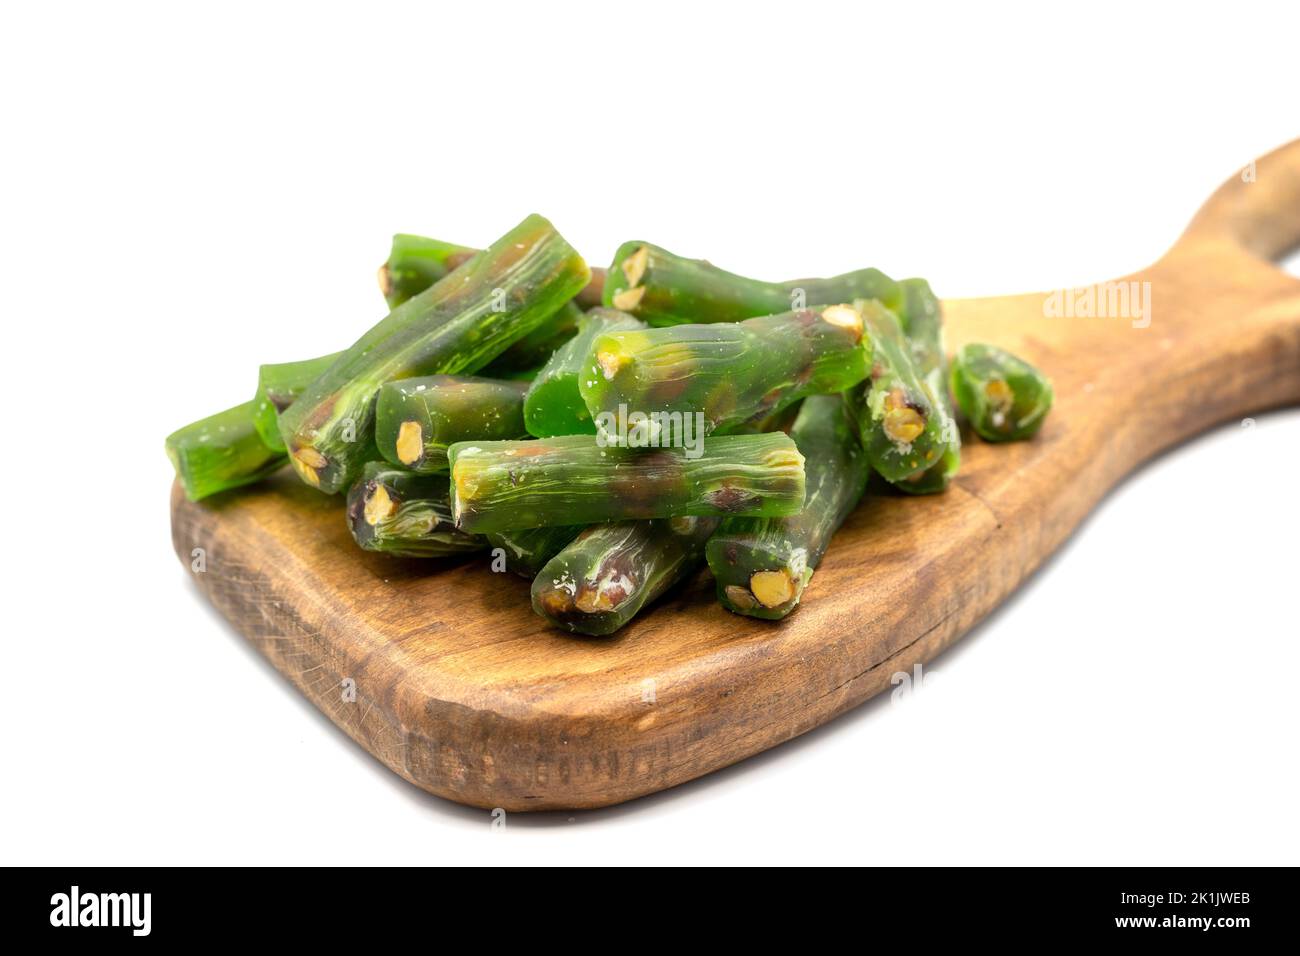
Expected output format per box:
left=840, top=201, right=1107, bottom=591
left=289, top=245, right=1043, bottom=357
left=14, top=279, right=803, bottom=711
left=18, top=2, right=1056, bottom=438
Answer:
left=171, top=140, right=1300, bottom=811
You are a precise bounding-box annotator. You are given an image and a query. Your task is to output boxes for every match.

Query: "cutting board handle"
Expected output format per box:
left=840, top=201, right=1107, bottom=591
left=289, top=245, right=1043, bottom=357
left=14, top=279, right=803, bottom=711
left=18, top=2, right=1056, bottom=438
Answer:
left=169, top=139, right=1300, bottom=812
left=1178, top=138, right=1300, bottom=266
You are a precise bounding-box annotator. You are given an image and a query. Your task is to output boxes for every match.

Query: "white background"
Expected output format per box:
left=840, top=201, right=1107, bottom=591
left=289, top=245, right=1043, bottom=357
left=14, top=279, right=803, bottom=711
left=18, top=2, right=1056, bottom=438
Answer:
left=2, top=1, right=1297, bottom=865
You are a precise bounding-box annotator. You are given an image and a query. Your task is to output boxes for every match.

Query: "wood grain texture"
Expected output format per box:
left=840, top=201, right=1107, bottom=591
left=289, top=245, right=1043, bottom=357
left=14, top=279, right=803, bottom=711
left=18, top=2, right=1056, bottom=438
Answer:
left=171, top=141, right=1300, bottom=810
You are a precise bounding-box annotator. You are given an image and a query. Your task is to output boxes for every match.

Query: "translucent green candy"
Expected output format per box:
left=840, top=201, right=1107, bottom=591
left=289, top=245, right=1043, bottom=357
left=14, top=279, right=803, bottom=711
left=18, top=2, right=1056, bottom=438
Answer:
left=379, top=234, right=605, bottom=314
left=166, top=401, right=285, bottom=501
left=580, top=303, right=871, bottom=441
left=252, top=352, right=341, bottom=453
left=950, top=343, right=1054, bottom=442
left=846, top=300, right=952, bottom=483
left=892, top=278, right=959, bottom=495
left=485, top=525, right=585, bottom=578
left=602, top=240, right=902, bottom=326
left=531, top=516, right=719, bottom=636
left=345, top=462, right=486, bottom=558
left=380, top=235, right=584, bottom=374
left=375, top=374, right=529, bottom=474
left=377, top=234, right=475, bottom=310
left=524, top=307, right=644, bottom=437
left=279, top=214, right=589, bottom=494
left=483, top=301, right=583, bottom=375
left=707, top=395, right=868, bottom=619
left=448, top=433, right=806, bottom=534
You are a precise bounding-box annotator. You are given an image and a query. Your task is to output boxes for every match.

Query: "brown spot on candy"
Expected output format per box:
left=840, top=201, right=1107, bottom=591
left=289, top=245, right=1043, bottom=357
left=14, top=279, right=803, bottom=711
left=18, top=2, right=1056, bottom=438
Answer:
left=609, top=451, right=682, bottom=510
left=572, top=560, right=636, bottom=614
left=647, top=368, right=695, bottom=406
left=707, top=484, right=761, bottom=512
left=299, top=392, right=341, bottom=433
left=668, top=515, right=697, bottom=535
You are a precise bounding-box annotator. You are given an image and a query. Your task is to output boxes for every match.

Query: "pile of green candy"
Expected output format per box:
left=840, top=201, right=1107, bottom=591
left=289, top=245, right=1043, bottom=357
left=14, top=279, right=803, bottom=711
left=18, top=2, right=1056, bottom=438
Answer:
left=166, top=216, right=1053, bottom=636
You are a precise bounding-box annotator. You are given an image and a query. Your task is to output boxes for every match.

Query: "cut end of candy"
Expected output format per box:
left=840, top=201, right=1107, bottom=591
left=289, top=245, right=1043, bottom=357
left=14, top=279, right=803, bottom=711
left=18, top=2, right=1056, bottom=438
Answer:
left=611, top=285, right=645, bottom=312
left=750, top=569, right=796, bottom=608
left=724, top=584, right=759, bottom=610
left=883, top=406, right=925, bottom=444
left=363, top=483, right=396, bottom=526
left=821, top=304, right=864, bottom=341
left=621, top=245, right=649, bottom=287
left=597, top=348, right=626, bottom=381
left=396, top=420, right=424, bottom=466
left=290, top=447, right=327, bottom=487
left=985, top=378, right=1015, bottom=416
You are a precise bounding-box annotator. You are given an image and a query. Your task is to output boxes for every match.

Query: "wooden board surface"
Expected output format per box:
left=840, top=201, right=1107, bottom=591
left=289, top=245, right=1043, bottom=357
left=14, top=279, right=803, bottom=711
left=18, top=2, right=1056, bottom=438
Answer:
left=171, top=141, right=1300, bottom=810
